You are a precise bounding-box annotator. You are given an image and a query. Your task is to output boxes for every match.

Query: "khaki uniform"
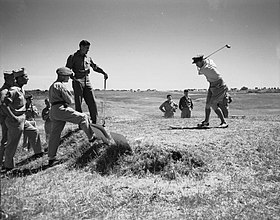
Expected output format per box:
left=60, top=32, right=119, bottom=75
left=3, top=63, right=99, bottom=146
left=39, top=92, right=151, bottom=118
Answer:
left=42, top=106, right=51, bottom=143
left=48, top=80, right=94, bottom=160
left=179, top=96, right=193, bottom=118
left=0, top=84, right=10, bottom=165
left=3, top=86, right=42, bottom=168
left=66, top=50, right=100, bottom=123
left=159, top=100, right=178, bottom=118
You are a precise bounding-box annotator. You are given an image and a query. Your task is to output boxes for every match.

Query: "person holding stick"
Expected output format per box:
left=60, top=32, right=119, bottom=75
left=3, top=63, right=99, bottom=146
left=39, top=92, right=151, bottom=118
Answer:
left=192, top=55, right=228, bottom=128
left=66, top=40, right=108, bottom=124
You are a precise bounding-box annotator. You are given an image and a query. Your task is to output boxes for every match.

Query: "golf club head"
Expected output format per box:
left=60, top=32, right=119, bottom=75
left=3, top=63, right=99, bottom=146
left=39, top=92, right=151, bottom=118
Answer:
left=226, top=44, right=231, bottom=48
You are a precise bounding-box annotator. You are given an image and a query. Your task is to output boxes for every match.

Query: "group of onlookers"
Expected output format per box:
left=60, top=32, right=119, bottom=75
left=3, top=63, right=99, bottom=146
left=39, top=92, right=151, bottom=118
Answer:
left=0, top=39, right=108, bottom=171
left=159, top=89, right=232, bottom=119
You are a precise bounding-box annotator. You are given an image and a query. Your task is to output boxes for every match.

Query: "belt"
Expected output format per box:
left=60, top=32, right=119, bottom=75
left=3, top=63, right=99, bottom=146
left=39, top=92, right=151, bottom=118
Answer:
left=51, top=101, right=67, bottom=106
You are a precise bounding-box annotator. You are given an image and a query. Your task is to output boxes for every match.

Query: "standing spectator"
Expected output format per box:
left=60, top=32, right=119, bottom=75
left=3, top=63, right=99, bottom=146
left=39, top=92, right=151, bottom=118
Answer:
left=192, top=55, right=228, bottom=128
left=66, top=40, right=108, bottom=124
left=48, top=67, right=97, bottom=166
left=1, top=68, right=43, bottom=173
left=179, top=89, right=193, bottom=118
left=0, top=71, right=15, bottom=166
left=22, top=94, right=40, bottom=150
left=217, top=93, right=232, bottom=118
left=41, top=98, right=51, bottom=145
left=159, top=95, right=178, bottom=118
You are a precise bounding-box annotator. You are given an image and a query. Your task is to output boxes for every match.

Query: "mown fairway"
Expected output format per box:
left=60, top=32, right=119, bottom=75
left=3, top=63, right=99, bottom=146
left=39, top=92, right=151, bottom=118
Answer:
left=1, top=90, right=280, bottom=219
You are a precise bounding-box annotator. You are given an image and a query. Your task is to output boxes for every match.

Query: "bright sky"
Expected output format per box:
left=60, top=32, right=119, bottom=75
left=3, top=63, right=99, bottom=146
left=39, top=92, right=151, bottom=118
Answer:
left=0, top=0, right=279, bottom=91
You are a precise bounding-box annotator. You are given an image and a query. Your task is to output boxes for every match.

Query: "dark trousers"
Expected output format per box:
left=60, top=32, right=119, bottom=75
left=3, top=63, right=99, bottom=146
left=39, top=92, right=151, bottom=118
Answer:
left=72, top=79, right=98, bottom=124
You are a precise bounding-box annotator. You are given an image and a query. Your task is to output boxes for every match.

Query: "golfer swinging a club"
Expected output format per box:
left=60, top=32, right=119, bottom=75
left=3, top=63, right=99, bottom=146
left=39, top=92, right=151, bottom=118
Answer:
left=192, top=55, right=228, bottom=128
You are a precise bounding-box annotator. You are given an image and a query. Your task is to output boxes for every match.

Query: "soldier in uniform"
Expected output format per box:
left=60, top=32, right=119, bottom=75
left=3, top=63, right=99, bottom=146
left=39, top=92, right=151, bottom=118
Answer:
left=22, top=94, right=40, bottom=150
left=159, top=95, right=178, bottom=118
left=179, top=89, right=193, bottom=118
left=48, top=67, right=97, bottom=166
left=41, top=98, right=51, bottom=145
left=0, top=71, right=15, bottom=166
left=1, top=68, right=43, bottom=172
left=66, top=40, right=108, bottom=124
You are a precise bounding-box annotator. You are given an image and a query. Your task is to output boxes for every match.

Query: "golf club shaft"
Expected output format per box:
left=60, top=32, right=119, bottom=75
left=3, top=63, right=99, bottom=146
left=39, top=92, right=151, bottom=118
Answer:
left=204, top=45, right=230, bottom=60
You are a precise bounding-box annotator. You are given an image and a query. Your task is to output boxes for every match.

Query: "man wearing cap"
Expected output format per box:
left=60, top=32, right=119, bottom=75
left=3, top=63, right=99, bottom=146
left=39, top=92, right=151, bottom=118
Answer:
left=0, top=71, right=15, bottom=166
left=22, top=94, right=40, bottom=150
left=192, top=55, right=228, bottom=128
left=48, top=67, right=97, bottom=166
left=1, top=68, right=43, bottom=172
left=179, top=89, right=193, bottom=118
left=66, top=40, right=108, bottom=124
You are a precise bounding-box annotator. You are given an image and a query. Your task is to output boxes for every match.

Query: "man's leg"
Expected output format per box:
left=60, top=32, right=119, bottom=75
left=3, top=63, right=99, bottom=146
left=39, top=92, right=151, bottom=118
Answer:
left=0, top=120, right=8, bottom=166
left=214, top=107, right=226, bottom=124
left=24, top=120, right=42, bottom=155
left=4, top=116, right=25, bottom=169
left=48, top=120, right=65, bottom=160
left=72, top=80, right=84, bottom=113
left=83, top=84, right=98, bottom=124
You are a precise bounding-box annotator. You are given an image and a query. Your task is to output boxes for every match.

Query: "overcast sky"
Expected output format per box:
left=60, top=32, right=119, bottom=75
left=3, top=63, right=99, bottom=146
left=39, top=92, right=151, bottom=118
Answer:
left=0, top=0, right=279, bottom=91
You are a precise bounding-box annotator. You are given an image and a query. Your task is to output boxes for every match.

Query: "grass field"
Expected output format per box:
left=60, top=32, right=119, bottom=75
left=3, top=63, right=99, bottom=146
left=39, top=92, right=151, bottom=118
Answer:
left=1, top=90, right=280, bottom=219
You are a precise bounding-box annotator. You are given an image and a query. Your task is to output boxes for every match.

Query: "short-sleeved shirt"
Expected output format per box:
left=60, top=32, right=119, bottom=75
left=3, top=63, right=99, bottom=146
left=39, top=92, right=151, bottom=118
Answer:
left=4, top=85, right=26, bottom=116
left=198, top=59, right=222, bottom=83
left=49, top=81, right=73, bottom=105
left=0, top=84, right=11, bottom=117
left=66, top=50, right=99, bottom=79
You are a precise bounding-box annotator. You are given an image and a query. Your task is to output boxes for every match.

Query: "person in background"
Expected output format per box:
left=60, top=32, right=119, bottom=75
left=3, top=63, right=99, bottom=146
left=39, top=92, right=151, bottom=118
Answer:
left=1, top=68, right=43, bottom=173
left=22, top=94, right=40, bottom=150
left=159, top=94, right=178, bottom=118
left=66, top=40, right=108, bottom=124
left=0, top=71, right=15, bottom=166
left=217, top=93, right=232, bottom=118
left=179, top=89, right=193, bottom=118
left=41, top=98, right=51, bottom=145
left=192, top=55, right=228, bottom=128
left=48, top=67, right=97, bottom=166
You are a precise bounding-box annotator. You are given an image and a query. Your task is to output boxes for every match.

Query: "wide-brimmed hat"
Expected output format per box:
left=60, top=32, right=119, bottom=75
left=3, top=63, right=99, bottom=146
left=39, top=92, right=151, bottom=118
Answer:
left=56, top=67, right=73, bottom=76
left=192, top=55, right=204, bottom=64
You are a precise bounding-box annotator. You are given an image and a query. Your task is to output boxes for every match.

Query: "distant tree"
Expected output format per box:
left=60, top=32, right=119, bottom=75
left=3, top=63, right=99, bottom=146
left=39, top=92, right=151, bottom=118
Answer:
left=240, top=86, right=248, bottom=91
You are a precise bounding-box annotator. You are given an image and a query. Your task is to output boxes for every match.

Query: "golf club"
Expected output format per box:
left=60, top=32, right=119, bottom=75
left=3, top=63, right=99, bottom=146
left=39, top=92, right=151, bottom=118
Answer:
left=204, top=44, right=231, bottom=60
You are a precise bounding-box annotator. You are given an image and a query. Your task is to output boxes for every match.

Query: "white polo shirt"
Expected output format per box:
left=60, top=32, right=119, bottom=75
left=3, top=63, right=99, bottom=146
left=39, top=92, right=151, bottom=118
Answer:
left=198, top=59, right=222, bottom=83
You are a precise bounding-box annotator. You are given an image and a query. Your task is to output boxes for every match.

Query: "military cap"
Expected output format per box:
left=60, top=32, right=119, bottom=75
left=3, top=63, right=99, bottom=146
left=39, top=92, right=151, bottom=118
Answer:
left=25, top=94, right=33, bottom=100
left=56, top=67, right=74, bottom=76
left=192, top=55, right=204, bottom=64
left=13, top=68, right=27, bottom=78
left=3, top=70, right=13, bottom=76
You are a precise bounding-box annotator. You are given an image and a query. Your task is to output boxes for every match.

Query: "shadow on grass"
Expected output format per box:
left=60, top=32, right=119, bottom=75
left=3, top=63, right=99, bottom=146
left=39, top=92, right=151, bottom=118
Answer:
left=3, top=159, right=67, bottom=178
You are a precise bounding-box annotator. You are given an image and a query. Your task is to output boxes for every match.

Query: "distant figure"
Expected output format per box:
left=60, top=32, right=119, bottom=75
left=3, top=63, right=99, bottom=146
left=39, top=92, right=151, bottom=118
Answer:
left=1, top=68, right=43, bottom=173
left=66, top=40, right=108, bottom=124
left=159, top=95, right=178, bottom=118
left=48, top=67, right=97, bottom=166
left=22, top=94, right=40, bottom=150
left=179, top=89, right=193, bottom=118
left=41, top=98, right=51, bottom=145
left=217, top=93, right=232, bottom=118
left=192, top=55, right=228, bottom=128
left=0, top=70, right=15, bottom=166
